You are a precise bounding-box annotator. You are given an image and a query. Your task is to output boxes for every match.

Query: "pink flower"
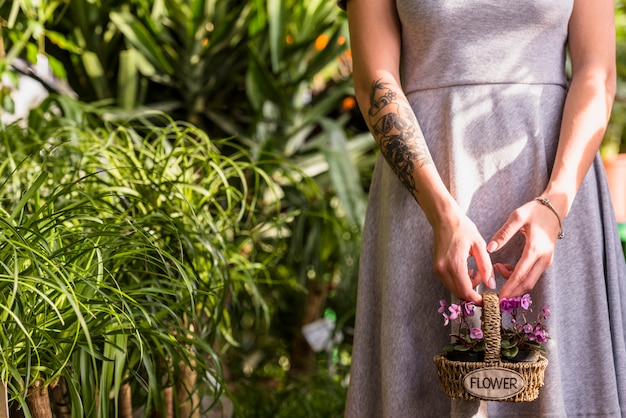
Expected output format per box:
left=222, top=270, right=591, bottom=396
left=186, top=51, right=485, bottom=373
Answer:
left=523, top=323, right=533, bottom=334
left=448, top=304, right=461, bottom=321
left=470, top=327, right=483, bottom=339
left=542, top=305, right=551, bottom=319
left=461, top=301, right=475, bottom=317
left=438, top=299, right=448, bottom=314
left=520, top=293, right=532, bottom=310
left=533, top=326, right=548, bottom=343
left=500, top=298, right=516, bottom=313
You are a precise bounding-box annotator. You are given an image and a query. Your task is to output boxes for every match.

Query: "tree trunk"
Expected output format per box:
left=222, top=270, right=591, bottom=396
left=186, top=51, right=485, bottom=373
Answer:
left=49, top=378, right=71, bottom=418
left=0, top=382, right=9, bottom=418
left=163, top=387, right=174, bottom=418
left=150, top=386, right=174, bottom=418
left=119, top=383, right=133, bottom=418
left=290, top=279, right=332, bottom=374
left=25, top=380, right=52, bottom=418
left=177, top=360, right=199, bottom=418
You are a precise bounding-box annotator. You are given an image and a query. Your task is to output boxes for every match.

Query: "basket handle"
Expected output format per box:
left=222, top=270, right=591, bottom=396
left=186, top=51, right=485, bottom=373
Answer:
left=482, top=292, right=501, bottom=363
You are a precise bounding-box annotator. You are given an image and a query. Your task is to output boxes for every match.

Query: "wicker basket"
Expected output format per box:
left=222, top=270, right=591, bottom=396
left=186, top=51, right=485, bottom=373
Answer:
left=433, top=292, right=548, bottom=402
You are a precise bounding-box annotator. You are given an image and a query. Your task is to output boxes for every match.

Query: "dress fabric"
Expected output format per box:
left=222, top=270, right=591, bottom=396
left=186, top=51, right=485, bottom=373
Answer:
left=344, top=1, right=626, bottom=417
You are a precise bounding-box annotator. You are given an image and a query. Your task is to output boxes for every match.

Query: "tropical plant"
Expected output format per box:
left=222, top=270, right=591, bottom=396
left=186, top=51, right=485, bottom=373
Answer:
left=0, top=94, right=282, bottom=417
left=1, top=0, right=374, bottom=415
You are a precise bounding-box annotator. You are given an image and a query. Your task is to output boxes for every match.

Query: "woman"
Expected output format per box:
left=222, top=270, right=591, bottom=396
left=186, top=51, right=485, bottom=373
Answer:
left=342, top=0, right=626, bottom=416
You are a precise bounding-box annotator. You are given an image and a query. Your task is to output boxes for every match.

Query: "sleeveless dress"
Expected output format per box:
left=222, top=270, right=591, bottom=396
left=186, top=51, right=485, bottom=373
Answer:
left=344, top=1, right=626, bottom=417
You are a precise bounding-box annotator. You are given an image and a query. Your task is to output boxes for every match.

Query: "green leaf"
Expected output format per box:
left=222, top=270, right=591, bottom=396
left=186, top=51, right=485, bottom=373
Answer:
left=474, top=340, right=486, bottom=352
left=500, top=339, right=516, bottom=349
left=442, top=343, right=457, bottom=353
left=501, top=346, right=519, bottom=359
left=117, top=49, right=139, bottom=109
left=1, top=93, right=15, bottom=114
left=267, top=0, right=285, bottom=72
left=109, top=10, right=174, bottom=75
left=45, top=29, right=83, bottom=54
left=80, top=51, right=108, bottom=99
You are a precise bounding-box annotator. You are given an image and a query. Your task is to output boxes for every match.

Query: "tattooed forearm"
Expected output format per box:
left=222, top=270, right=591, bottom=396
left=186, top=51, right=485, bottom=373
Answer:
left=367, top=79, right=432, bottom=195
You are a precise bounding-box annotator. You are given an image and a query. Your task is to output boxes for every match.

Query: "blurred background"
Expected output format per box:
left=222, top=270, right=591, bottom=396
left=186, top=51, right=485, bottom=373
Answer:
left=0, top=1, right=624, bottom=417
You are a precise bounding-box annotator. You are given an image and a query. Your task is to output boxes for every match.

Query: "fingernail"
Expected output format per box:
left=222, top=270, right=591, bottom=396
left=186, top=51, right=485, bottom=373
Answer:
left=487, top=276, right=497, bottom=289
left=487, top=241, right=497, bottom=252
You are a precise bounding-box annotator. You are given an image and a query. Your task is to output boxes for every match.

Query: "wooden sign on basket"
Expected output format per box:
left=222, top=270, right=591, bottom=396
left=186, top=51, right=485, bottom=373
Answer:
left=463, top=367, right=525, bottom=400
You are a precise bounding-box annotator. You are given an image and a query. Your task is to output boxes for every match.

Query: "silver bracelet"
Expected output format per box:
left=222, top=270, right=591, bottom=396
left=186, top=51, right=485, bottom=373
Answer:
left=534, top=197, right=564, bottom=239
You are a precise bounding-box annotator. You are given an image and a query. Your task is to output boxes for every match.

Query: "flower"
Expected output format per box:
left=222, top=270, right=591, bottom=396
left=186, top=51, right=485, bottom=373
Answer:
left=438, top=299, right=448, bottom=314
left=439, top=293, right=549, bottom=360
left=462, top=301, right=476, bottom=317
left=499, top=298, right=519, bottom=313
left=438, top=299, right=485, bottom=354
left=448, top=304, right=461, bottom=321
left=500, top=294, right=550, bottom=359
left=470, top=327, right=483, bottom=339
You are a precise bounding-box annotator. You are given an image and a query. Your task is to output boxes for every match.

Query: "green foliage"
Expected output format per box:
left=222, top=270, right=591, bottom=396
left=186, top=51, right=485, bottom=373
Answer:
left=230, top=371, right=347, bottom=418
left=0, top=95, right=282, bottom=416
left=1, top=0, right=373, bottom=415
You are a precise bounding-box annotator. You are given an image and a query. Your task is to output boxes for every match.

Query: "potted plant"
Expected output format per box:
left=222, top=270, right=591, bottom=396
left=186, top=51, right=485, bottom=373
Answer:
left=434, top=292, right=549, bottom=402
left=438, top=293, right=550, bottom=363
left=438, top=299, right=486, bottom=362
left=499, top=294, right=550, bottom=362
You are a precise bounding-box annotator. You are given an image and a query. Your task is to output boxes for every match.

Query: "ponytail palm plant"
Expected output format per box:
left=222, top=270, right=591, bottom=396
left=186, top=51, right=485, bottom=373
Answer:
left=0, top=95, right=281, bottom=417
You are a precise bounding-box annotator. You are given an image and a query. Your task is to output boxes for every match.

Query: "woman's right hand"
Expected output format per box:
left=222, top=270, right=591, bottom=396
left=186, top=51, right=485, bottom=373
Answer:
left=345, top=0, right=494, bottom=303
left=431, top=209, right=495, bottom=305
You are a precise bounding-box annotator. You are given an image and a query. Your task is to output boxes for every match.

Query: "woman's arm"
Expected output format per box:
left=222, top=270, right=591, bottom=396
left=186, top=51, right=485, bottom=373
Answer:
left=492, top=0, right=616, bottom=298
left=345, top=0, right=495, bottom=303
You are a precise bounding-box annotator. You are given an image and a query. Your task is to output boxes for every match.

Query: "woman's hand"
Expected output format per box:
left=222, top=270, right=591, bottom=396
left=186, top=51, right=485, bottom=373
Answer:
left=487, top=199, right=562, bottom=299
left=431, top=210, right=495, bottom=305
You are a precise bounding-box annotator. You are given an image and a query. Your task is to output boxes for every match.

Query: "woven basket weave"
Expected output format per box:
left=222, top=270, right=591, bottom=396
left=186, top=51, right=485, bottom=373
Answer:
left=433, top=292, right=548, bottom=402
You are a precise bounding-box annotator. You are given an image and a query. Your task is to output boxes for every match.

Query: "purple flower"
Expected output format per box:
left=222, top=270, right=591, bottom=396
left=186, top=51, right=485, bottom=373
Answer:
left=438, top=299, right=448, bottom=314
left=523, top=323, right=533, bottom=334
left=500, top=298, right=516, bottom=313
left=461, top=301, right=475, bottom=317
left=442, top=313, right=450, bottom=326
left=448, top=304, right=461, bottom=321
left=533, top=327, right=548, bottom=343
left=470, top=327, right=483, bottom=339
left=520, top=293, right=532, bottom=310
left=542, top=305, right=551, bottom=319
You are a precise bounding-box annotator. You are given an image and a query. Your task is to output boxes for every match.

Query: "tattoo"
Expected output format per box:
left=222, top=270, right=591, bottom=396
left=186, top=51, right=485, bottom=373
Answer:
left=367, top=79, right=432, bottom=195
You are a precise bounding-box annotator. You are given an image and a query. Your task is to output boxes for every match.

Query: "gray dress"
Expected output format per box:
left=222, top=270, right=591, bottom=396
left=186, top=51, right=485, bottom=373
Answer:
left=344, top=1, right=626, bottom=417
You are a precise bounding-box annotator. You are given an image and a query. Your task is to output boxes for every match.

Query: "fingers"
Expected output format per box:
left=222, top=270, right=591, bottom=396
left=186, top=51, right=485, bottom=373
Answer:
left=494, top=263, right=514, bottom=279
left=499, top=263, right=540, bottom=299
left=456, top=285, right=483, bottom=305
left=471, top=270, right=482, bottom=288
left=434, top=259, right=483, bottom=304
left=472, top=242, right=496, bottom=289
left=498, top=249, right=553, bottom=299
left=487, top=211, right=524, bottom=254
left=489, top=202, right=557, bottom=298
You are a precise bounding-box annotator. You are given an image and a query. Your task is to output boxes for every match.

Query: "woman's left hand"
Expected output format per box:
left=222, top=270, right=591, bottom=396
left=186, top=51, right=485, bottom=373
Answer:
left=487, top=199, right=562, bottom=299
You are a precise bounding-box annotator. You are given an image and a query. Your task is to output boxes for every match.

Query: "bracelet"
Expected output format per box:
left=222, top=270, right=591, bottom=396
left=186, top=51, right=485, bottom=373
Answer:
left=534, top=197, right=564, bottom=239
